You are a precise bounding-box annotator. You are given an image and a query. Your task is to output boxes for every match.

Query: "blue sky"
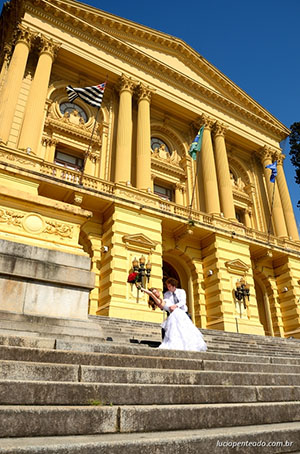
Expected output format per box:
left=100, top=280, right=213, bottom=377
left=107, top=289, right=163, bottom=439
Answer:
left=1, top=0, right=300, bottom=227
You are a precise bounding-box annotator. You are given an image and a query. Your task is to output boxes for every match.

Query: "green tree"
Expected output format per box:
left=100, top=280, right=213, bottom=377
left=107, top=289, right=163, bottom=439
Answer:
left=289, top=122, right=300, bottom=208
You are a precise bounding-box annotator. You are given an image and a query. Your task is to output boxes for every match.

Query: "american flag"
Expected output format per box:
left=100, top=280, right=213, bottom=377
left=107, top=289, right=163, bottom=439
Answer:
left=66, top=83, right=106, bottom=108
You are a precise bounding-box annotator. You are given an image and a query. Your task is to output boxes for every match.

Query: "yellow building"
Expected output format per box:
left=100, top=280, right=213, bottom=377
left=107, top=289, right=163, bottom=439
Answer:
left=0, top=0, right=300, bottom=338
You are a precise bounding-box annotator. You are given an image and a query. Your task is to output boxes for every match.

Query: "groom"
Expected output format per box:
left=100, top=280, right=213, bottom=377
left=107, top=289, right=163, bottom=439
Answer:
left=163, top=278, right=188, bottom=313
left=162, top=278, right=189, bottom=338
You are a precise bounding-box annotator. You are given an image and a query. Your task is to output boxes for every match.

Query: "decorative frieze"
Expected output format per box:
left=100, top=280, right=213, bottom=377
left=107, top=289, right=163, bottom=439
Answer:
left=0, top=207, right=73, bottom=239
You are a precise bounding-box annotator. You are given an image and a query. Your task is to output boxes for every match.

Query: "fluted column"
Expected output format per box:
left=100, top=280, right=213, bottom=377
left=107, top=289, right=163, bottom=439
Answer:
left=276, top=154, right=299, bottom=240
left=258, top=147, right=287, bottom=238
left=213, top=122, right=236, bottom=220
left=115, top=75, right=135, bottom=184
left=0, top=27, right=33, bottom=143
left=199, top=115, right=220, bottom=215
left=18, top=36, right=59, bottom=154
left=136, top=83, right=152, bottom=191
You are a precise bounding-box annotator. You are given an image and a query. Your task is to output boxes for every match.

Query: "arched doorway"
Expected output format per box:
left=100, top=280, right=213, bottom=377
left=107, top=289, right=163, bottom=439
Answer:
left=162, top=260, right=181, bottom=293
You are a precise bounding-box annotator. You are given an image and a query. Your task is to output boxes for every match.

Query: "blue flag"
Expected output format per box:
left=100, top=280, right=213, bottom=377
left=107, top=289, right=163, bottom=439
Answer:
left=265, top=161, right=277, bottom=183
left=189, top=126, right=204, bottom=161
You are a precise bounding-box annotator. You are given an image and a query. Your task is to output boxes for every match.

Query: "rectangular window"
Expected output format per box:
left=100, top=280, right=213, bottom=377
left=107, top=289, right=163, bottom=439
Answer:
left=154, top=183, right=174, bottom=201
left=235, top=209, right=245, bottom=224
left=54, top=149, right=83, bottom=171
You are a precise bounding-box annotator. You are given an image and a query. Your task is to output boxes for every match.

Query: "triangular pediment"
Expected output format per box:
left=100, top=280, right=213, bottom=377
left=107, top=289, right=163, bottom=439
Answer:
left=225, top=259, right=250, bottom=273
left=122, top=234, right=157, bottom=251
left=22, top=0, right=289, bottom=138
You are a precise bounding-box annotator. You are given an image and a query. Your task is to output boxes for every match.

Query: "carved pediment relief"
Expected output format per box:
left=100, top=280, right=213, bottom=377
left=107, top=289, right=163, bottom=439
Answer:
left=122, top=233, right=158, bottom=252
left=44, top=98, right=102, bottom=144
left=152, top=146, right=182, bottom=166
left=225, top=259, right=249, bottom=275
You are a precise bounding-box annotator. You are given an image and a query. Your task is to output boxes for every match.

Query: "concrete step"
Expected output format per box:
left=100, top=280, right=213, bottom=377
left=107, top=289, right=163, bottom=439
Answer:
left=1, top=402, right=300, bottom=438
left=1, top=381, right=300, bottom=405
left=0, top=421, right=299, bottom=453
left=2, top=360, right=300, bottom=386
left=1, top=343, right=300, bottom=373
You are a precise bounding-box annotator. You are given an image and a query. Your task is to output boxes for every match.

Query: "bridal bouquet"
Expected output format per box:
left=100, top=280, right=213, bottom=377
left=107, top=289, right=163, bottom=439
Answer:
left=127, top=272, right=138, bottom=284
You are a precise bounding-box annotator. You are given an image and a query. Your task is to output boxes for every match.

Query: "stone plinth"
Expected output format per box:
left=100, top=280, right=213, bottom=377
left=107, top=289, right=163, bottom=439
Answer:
left=0, top=239, right=95, bottom=319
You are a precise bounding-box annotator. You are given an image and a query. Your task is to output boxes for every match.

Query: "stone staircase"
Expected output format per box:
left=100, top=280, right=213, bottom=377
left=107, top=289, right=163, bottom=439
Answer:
left=0, top=312, right=300, bottom=452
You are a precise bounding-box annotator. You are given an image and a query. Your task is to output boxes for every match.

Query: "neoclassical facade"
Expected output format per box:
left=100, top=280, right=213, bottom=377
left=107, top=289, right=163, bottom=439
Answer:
left=0, top=0, right=300, bottom=337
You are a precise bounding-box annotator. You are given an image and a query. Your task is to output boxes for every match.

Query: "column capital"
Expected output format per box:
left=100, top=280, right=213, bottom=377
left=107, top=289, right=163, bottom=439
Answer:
left=198, top=114, right=215, bottom=130
left=14, top=25, right=35, bottom=49
left=276, top=153, right=285, bottom=166
left=257, top=145, right=276, bottom=164
left=136, top=83, right=153, bottom=103
left=213, top=121, right=228, bottom=137
left=118, top=74, right=136, bottom=94
left=37, top=36, right=60, bottom=60
left=175, top=182, right=186, bottom=193
left=42, top=137, right=59, bottom=147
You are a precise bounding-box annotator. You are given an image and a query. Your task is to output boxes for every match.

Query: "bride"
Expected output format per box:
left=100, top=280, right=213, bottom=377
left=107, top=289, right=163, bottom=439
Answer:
left=141, top=287, right=207, bottom=352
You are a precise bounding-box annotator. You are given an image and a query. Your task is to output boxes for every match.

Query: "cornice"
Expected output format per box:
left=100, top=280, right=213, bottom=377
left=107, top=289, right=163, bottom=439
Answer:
left=44, top=117, right=101, bottom=143
left=151, top=156, right=185, bottom=179
left=24, top=0, right=289, bottom=139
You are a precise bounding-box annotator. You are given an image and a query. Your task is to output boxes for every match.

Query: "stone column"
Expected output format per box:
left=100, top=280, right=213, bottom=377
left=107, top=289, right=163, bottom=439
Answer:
left=0, top=27, right=33, bottom=144
left=276, top=154, right=299, bottom=241
left=213, top=122, right=236, bottom=220
left=136, top=83, right=152, bottom=191
left=258, top=147, right=287, bottom=238
left=18, top=36, right=59, bottom=154
left=199, top=115, right=220, bottom=215
left=114, top=75, right=135, bottom=184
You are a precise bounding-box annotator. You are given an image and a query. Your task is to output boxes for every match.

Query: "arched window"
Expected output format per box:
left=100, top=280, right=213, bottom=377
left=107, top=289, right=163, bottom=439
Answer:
left=59, top=102, right=88, bottom=123
left=151, top=137, right=170, bottom=154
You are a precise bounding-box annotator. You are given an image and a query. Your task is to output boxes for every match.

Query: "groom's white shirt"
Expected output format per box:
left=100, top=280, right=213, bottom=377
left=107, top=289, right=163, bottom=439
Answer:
left=163, top=288, right=187, bottom=313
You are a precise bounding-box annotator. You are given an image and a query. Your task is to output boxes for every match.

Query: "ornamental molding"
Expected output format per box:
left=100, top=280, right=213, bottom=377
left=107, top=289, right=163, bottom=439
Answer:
left=0, top=208, right=73, bottom=239
left=24, top=0, right=289, bottom=139
left=151, top=156, right=185, bottom=178
left=122, top=233, right=157, bottom=252
left=0, top=150, right=38, bottom=167
left=225, top=259, right=250, bottom=275
left=44, top=116, right=101, bottom=144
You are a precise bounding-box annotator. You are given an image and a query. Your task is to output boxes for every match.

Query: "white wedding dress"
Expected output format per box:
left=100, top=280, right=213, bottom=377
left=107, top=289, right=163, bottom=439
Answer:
left=159, top=308, right=207, bottom=352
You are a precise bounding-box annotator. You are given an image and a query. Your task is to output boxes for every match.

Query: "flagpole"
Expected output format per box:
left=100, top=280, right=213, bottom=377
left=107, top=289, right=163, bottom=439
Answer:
left=267, top=182, right=276, bottom=243
left=79, top=106, right=101, bottom=186
left=188, top=150, right=200, bottom=221
left=78, top=77, right=108, bottom=186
